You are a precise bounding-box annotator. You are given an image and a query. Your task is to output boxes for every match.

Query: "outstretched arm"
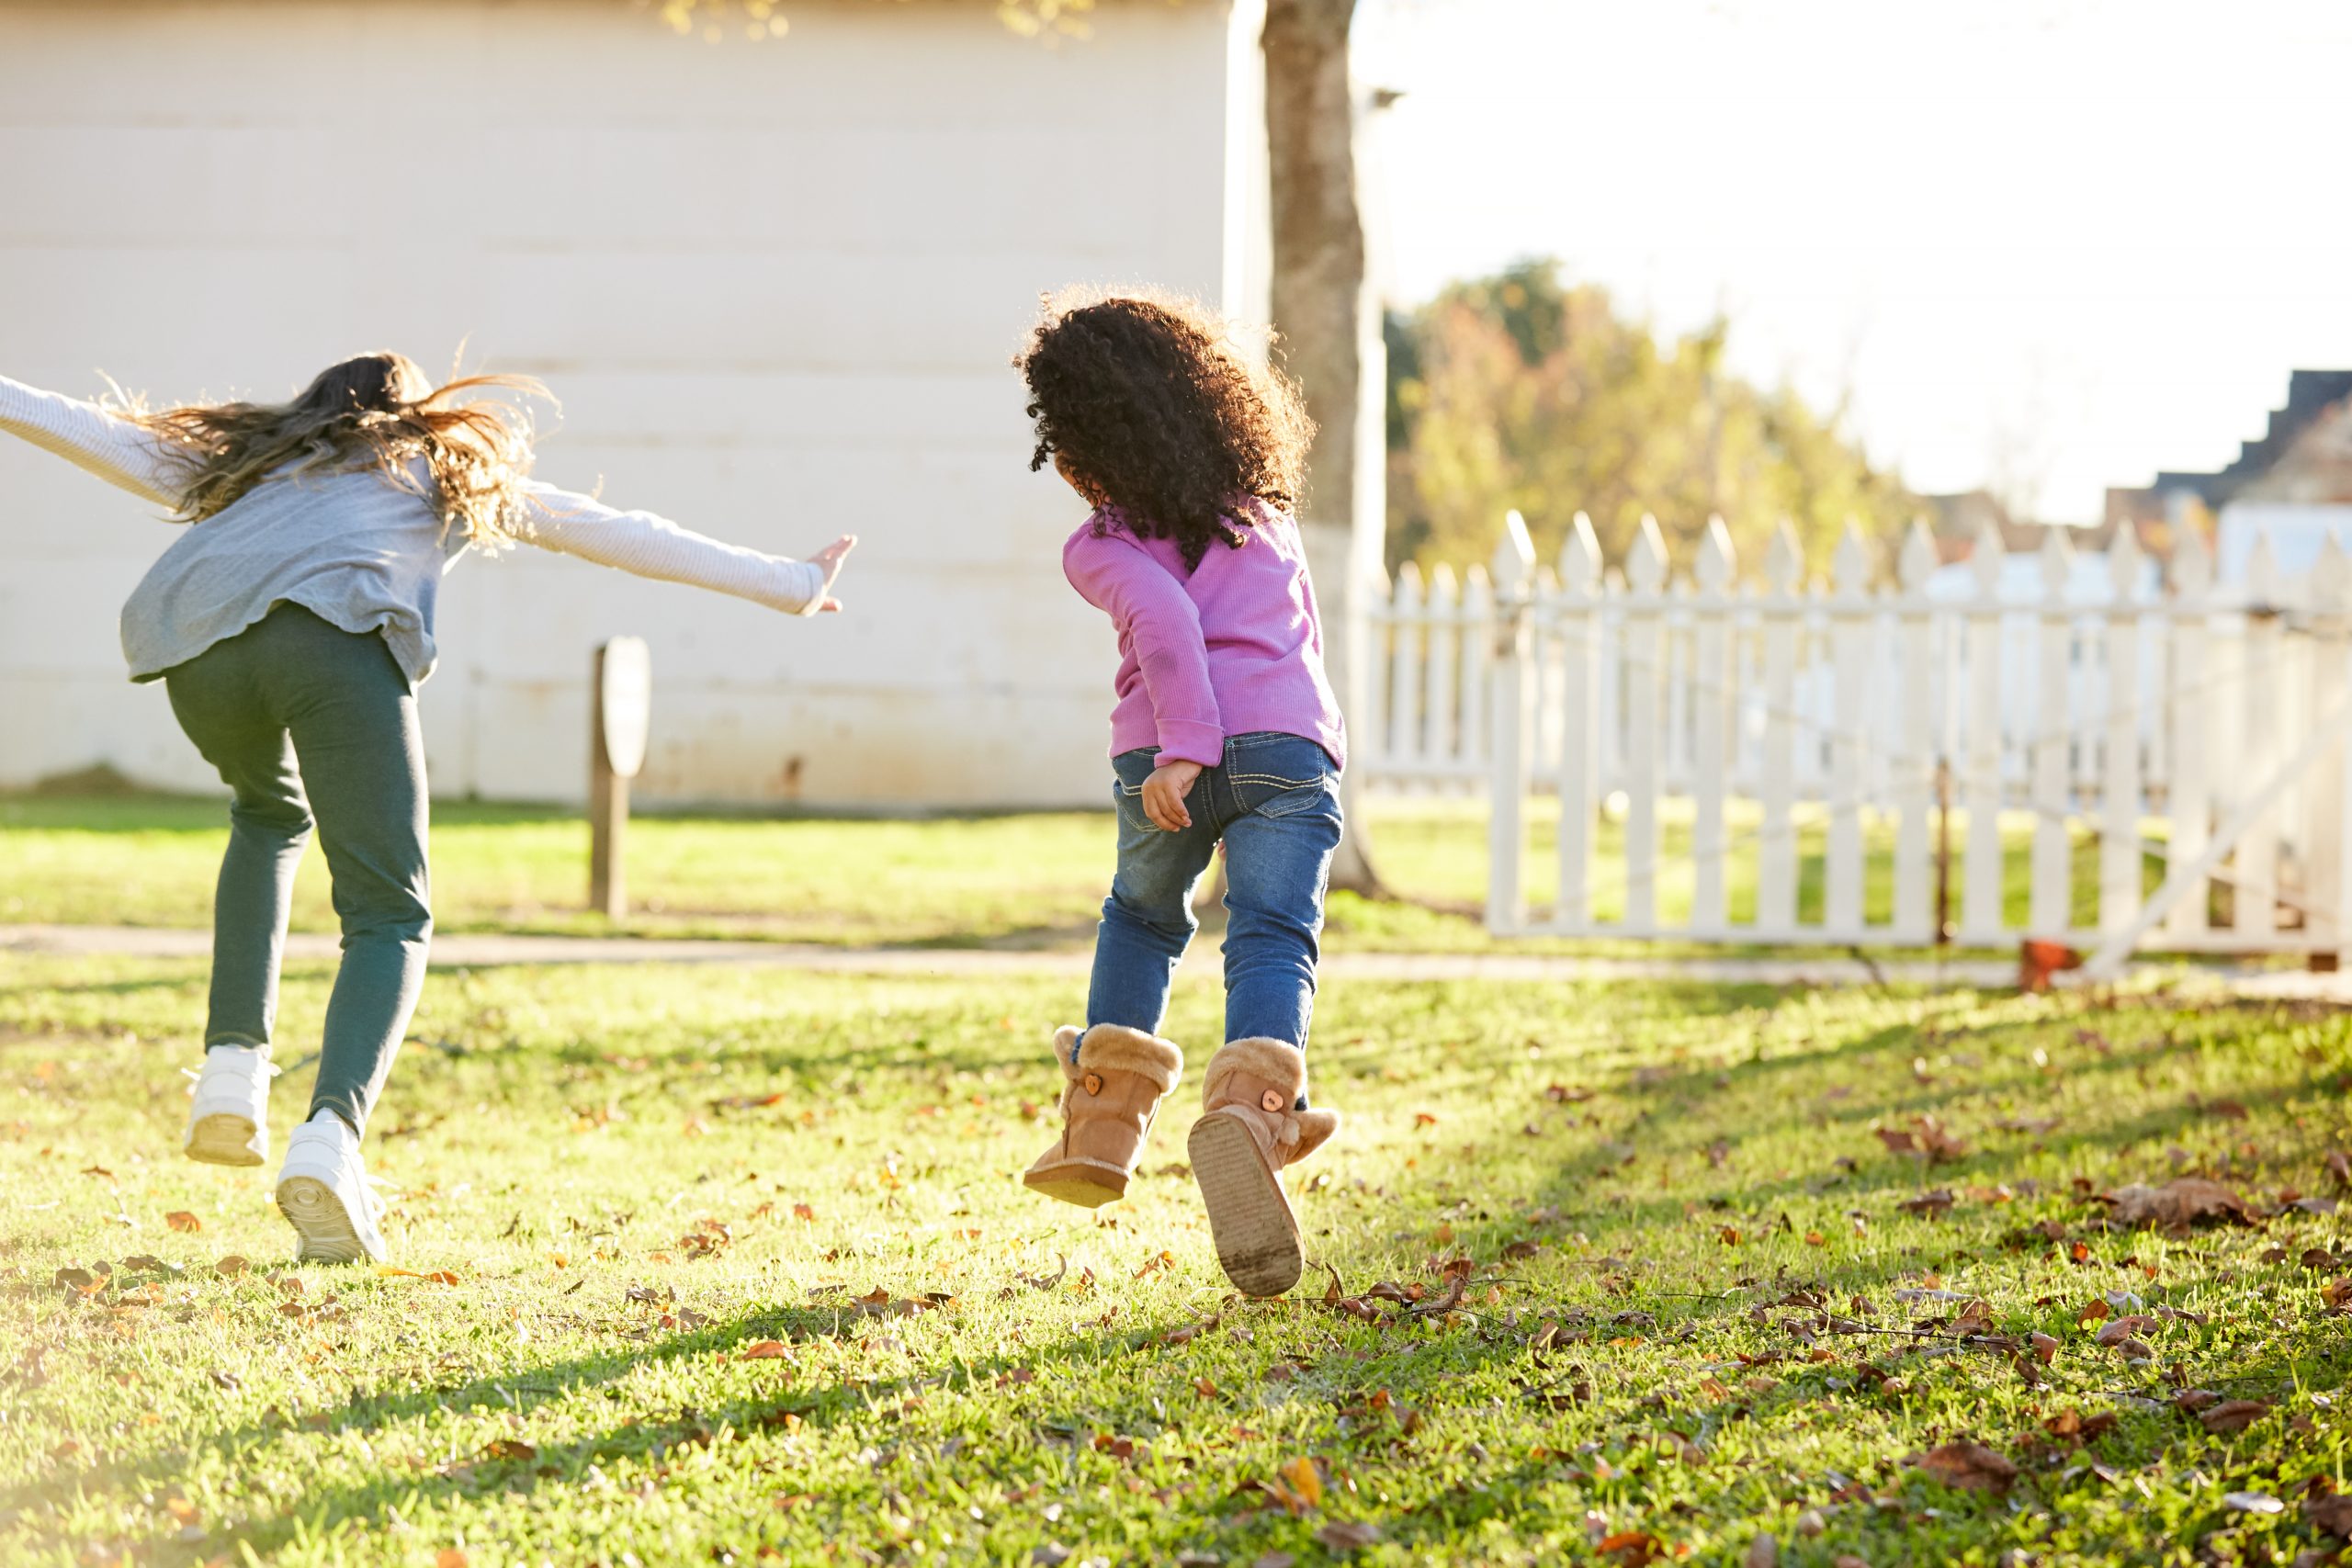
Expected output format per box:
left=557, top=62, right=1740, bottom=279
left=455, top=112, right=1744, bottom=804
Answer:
left=519, top=480, right=852, bottom=615
left=1064, top=525, right=1224, bottom=774
left=0, top=373, right=187, bottom=508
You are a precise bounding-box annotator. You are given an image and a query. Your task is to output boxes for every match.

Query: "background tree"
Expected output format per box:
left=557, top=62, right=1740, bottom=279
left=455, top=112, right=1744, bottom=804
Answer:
left=1386, top=258, right=1915, bottom=574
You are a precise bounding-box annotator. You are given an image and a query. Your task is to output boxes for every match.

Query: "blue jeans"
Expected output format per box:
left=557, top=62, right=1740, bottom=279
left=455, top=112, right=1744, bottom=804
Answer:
left=1085, top=731, right=1343, bottom=1057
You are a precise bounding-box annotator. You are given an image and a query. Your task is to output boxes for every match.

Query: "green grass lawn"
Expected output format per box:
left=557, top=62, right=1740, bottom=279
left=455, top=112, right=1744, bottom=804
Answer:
left=0, top=794, right=2162, bottom=956
left=4, top=957, right=2349, bottom=1564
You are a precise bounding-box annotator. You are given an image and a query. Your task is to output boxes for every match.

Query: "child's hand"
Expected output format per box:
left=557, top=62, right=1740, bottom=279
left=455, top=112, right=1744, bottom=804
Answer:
left=1141, top=760, right=1203, bottom=831
left=809, top=534, right=857, bottom=613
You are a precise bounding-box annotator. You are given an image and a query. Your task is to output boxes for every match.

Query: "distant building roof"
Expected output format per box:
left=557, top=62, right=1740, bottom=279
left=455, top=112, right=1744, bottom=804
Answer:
left=2148, top=369, right=2352, bottom=506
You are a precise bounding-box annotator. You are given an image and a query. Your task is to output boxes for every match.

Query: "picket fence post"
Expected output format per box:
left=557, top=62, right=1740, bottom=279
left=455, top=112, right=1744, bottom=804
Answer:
left=1555, top=513, right=1603, bottom=931
left=1826, top=524, right=1873, bottom=935
left=2238, top=534, right=2282, bottom=942
left=1757, top=523, right=1804, bottom=936
left=1425, top=563, right=1459, bottom=782
left=1461, top=564, right=1491, bottom=790
left=2030, top=529, right=2075, bottom=936
left=1387, top=561, right=1423, bottom=779
left=1623, top=516, right=1668, bottom=932
left=1486, top=513, right=1538, bottom=933
left=1961, top=519, right=2008, bottom=944
left=2165, top=529, right=2212, bottom=942
left=1691, top=518, right=1736, bottom=936
left=2099, top=527, right=2145, bottom=934
left=1893, top=520, right=1938, bottom=940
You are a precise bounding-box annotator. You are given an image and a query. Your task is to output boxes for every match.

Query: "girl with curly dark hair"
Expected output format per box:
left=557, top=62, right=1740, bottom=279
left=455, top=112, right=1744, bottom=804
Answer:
left=1012, top=288, right=1346, bottom=1298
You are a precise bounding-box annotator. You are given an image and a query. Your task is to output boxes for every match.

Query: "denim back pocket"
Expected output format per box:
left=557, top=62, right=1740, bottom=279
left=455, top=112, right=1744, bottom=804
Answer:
left=1111, top=749, right=1162, bottom=833
left=1224, top=733, right=1337, bottom=820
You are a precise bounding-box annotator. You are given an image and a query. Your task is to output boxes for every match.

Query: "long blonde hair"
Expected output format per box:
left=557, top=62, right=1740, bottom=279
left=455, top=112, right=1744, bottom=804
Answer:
left=132, top=352, right=548, bottom=549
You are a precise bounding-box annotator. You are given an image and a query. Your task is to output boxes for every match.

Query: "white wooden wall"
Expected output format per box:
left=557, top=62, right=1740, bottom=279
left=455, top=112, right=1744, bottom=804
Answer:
left=1371, top=511, right=2352, bottom=957
left=0, top=0, right=1266, bottom=810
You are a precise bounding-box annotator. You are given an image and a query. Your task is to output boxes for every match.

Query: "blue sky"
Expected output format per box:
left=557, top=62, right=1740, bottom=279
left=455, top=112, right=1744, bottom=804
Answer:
left=1354, top=0, right=2352, bottom=522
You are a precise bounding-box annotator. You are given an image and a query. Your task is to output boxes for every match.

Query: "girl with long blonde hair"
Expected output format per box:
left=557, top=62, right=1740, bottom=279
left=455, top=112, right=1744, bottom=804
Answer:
left=0, top=351, right=854, bottom=1264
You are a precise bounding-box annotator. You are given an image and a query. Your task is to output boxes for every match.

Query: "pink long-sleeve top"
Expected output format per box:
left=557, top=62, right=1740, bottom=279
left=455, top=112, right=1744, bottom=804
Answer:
left=1062, top=501, right=1346, bottom=773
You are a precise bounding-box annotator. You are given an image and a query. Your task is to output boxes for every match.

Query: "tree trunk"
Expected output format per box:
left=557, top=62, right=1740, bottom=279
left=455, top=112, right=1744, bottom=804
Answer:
left=1263, top=0, right=1385, bottom=896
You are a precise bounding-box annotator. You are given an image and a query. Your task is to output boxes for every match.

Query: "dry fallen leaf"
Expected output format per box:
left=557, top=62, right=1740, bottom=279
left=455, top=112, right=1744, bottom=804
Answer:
left=436, top=1552, right=469, bottom=1568
left=1597, top=1531, right=1665, bottom=1565
left=1280, top=1455, right=1324, bottom=1509
left=1312, top=1521, right=1383, bottom=1551
left=2098, top=1178, right=2251, bottom=1231
left=164, top=1211, right=202, bottom=1234
left=1917, top=1439, right=2019, bottom=1495
left=2198, top=1398, right=2270, bottom=1434
left=2306, top=1494, right=2352, bottom=1540
left=480, top=1438, right=537, bottom=1461
left=741, top=1340, right=792, bottom=1360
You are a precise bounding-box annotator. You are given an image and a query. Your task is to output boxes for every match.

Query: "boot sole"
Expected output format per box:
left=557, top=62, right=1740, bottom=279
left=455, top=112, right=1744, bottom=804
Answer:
left=1188, top=1113, right=1304, bottom=1297
left=276, top=1174, right=371, bottom=1265
left=185, top=1112, right=266, bottom=1168
left=1023, top=1170, right=1125, bottom=1208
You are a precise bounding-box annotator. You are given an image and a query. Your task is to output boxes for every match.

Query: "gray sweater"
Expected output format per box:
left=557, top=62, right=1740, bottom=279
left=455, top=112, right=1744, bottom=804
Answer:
left=0, top=373, right=828, bottom=684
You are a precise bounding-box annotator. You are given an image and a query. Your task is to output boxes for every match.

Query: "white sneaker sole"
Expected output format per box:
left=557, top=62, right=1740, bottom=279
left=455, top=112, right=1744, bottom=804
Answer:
left=186, top=1112, right=266, bottom=1168
left=1188, top=1112, right=1305, bottom=1298
left=276, top=1173, right=375, bottom=1264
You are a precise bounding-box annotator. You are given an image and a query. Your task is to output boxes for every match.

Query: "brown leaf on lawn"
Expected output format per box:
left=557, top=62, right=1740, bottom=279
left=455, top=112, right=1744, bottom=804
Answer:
left=2198, top=1398, right=2270, bottom=1434
left=1899, top=1190, right=1955, bottom=1218
left=741, top=1340, right=792, bottom=1360
left=1279, top=1454, right=1324, bottom=1508
left=2094, top=1315, right=2159, bottom=1346
left=1545, top=1083, right=1595, bottom=1103
left=2030, top=1332, right=2060, bottom=1365
left=1597, top=1531, right=1664, bottom=1564
left=1717, top=1226, right=1741, bottom=1247
left=215, top=1255, right=249, bottom=1277
left=1501, top=1238, right=1542, bottom=1261
left=480, top=1438, right=537, bottom=1461
left=2306, top=1494, right=2352, bottom=1540
left=1874, top=1128, right=1918, bottom=1155
left=1917, top=1439, right=2019, bottom=1495
left=1413, top=1111, right=1440, bottom=1128
left=2098, top=1178, right=2251, bottom=1231
left=1160, top=1315, right=1220, bottom=1346
left=1312, top=1522, right=1383, bottom=1551
left=1746, top=1537, right=1778, bottom=1568
left=2321, top=1276, right=2352, bottom=1311
left=164, top=1211, right=202, bottom=1234
left=436, top=1552, right=469, bottom=1568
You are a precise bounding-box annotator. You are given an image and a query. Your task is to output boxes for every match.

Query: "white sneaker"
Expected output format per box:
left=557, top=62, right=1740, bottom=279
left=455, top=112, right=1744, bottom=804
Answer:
left=275, top=1111, right=388, bottom=1264
left=182, top=1045, right=279, bottom=1168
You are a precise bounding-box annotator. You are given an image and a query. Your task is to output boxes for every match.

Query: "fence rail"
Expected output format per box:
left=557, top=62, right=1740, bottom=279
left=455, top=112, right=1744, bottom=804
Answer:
left=1361, top=511, right=2352, bottom=957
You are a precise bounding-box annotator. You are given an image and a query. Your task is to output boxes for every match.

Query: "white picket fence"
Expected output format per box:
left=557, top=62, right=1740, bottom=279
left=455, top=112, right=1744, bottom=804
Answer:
left=1363, top=511, right=2352, bottom=956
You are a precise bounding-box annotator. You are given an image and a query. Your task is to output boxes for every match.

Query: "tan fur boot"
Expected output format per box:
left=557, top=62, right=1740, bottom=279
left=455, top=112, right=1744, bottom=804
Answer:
left=1186, top=1038, right=1341, bottom=1297
left=1023, top=1023, right=1184, bottom=1208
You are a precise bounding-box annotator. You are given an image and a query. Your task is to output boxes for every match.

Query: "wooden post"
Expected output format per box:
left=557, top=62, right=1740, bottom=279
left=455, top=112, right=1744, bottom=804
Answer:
left=1894, top=519, right=1939, bottom=942
left=2237, top=533, right=2282, bottom=942
left=2099, top=527, right=2146, bottom=935
left=2030, top=528, right=2075, bottom=938
left=2165, top=528, right=2212, bottom=942
left=1826, top=523, right=1874, bottom=938
left=1486, top=512, right=1538, bottom=934
left=1691, top=517, right=1736, bottom=938
left=1757, top=523, right=1804, bottom=938
left=1623, top=515, right=1669, bottom=934
left=1961, top=518, right=2008, bottom=944
left=590, top=637, right=652, bottom=919
left=1554, top=513, right=1603, bottom=931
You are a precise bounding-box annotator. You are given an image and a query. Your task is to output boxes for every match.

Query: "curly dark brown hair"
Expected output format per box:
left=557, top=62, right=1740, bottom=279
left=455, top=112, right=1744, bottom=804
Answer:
left=1013, top=288, right=1314, bottom=569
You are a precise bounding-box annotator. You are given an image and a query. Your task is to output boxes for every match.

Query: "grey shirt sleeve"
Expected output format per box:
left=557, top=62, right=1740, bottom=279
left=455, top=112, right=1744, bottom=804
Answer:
left=515, top=479, right=828, bottom=615
left=0, top=373, right=188, bottom=509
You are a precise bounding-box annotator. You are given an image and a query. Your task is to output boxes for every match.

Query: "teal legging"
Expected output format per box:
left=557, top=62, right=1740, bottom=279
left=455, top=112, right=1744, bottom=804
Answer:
left=163, top=604, right=431, bottom=1136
